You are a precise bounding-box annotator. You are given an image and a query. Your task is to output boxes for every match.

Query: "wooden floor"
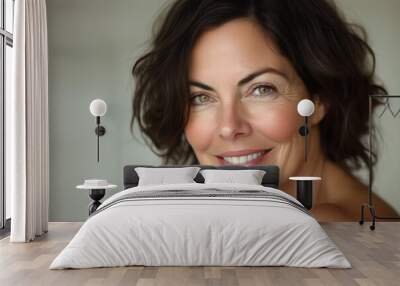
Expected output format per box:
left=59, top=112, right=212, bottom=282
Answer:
left=0, top=222, right=399, bottom=286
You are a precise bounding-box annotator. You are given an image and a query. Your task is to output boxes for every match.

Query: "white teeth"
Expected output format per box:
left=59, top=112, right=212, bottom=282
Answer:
left=232, top=157, right=240, bottom=164
left=223, top=151, right=265, bottom=165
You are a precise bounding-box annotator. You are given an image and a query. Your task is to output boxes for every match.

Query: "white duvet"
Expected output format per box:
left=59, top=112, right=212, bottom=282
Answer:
left=50, top=183, right=351, bottom=269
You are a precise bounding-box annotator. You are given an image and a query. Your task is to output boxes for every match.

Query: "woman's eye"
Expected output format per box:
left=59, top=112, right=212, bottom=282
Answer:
left=190, top=94, right=212, bottom=106
left=251, top=85, right=277, bottom=97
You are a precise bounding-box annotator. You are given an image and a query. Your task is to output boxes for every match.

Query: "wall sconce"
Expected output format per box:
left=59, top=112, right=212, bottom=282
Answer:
left=291, top=99, right=320, bottom=211
left=89, top=99, right=107, bottom=162
left=297, top=99, right=315, bottom=162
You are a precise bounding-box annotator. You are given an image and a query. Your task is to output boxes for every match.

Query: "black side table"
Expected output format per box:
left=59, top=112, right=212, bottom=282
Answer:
left=77, top=180, right=117, bottom=215
left=289, top=177, right=321, bottom=210
left=88, top=189, right=106, bottom=215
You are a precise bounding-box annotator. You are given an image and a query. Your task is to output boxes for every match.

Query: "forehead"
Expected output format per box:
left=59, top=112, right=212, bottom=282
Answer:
left=189, top=18, right=295, bottom=82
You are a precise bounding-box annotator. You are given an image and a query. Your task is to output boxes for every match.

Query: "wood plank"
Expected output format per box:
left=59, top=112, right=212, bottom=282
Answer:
left=0, top=222, right=399, bottom=286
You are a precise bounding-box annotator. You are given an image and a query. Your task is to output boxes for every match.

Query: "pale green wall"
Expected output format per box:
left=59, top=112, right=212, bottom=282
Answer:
left=47, top=0, right=166, bottom=221
left=48, top=0, right=400, bottom=221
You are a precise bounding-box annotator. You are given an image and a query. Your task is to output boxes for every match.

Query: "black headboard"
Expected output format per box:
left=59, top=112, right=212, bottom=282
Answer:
left=123, top=165, right=280, bottom=189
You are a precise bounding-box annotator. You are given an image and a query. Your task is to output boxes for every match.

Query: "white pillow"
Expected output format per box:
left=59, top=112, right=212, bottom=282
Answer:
left=200, top=169, right=266, bottom=185
left=135, top=167, right=201, bottom=186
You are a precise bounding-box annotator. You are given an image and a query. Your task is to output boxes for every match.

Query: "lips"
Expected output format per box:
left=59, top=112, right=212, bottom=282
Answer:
left=216, top=148, right=273, bottom=166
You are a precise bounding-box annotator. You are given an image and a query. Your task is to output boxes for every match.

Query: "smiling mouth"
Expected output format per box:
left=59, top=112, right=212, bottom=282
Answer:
left=216, top=149, right=273, bottom=166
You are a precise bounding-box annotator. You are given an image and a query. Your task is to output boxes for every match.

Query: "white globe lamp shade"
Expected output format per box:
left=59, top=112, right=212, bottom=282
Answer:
left=297, top=99, right=315, bottom=117
left=89, top=99, right=107, bottom=117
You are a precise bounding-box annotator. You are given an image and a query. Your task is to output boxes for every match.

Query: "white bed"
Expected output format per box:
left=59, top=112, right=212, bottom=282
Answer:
left=50, top=183, right=351, bottom=269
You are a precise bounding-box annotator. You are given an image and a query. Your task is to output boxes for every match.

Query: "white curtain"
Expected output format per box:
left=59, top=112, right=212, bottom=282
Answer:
left=7, top=0, right=49, bottom=242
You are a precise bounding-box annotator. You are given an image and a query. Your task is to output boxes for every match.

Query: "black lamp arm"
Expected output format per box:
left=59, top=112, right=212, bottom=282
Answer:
left=97, top=116, right=100, bottom=162
left=305, top=116, right=309, bottom=162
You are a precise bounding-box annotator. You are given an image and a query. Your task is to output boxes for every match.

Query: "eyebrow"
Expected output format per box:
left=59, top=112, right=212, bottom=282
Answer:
left=189, top=67, right=290, bottom=91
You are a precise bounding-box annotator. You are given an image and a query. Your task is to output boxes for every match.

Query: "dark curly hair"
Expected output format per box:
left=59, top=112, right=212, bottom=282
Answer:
left=130, top=0, right=386, bottom=172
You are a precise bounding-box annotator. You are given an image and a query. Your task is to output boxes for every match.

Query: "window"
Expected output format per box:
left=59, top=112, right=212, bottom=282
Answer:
left=0, top=0, right=14, bottom=233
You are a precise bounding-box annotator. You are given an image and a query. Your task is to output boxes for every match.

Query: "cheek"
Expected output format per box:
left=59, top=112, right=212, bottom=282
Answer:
left=249, top=103, right=301, bottom=142
left=184, top=110, right=218, bottom=152
left=247, top=104, right=305, bottom=184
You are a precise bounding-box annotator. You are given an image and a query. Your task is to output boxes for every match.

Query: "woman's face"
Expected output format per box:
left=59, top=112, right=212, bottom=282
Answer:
left=185, top=18, right=312, bottom=181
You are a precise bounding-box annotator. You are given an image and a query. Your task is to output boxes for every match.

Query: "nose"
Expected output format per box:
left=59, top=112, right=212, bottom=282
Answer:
left=218, top=100, right=251, bottom=141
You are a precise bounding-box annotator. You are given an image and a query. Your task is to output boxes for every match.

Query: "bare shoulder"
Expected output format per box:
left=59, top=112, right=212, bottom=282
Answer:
left=315, top=161, right=398, bottom=220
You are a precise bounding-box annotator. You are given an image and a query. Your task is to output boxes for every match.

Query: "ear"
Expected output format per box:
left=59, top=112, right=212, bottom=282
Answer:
left=310, top=97, right=328, bottom=126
